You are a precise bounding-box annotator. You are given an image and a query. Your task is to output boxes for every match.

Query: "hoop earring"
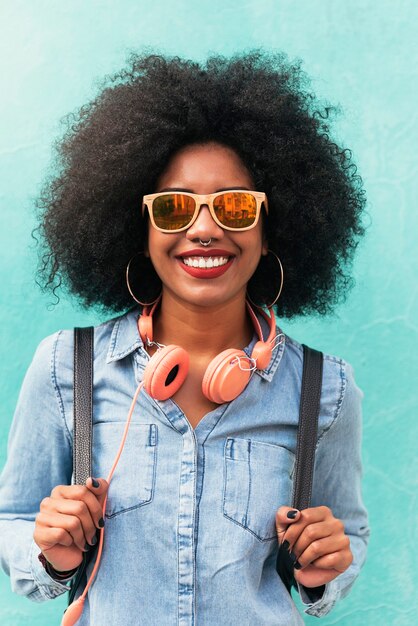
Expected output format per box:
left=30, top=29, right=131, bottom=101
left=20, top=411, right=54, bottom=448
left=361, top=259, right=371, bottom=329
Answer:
left=126, top=252, right=162, bottom=307
left=246, top=249, right=284, bottom=309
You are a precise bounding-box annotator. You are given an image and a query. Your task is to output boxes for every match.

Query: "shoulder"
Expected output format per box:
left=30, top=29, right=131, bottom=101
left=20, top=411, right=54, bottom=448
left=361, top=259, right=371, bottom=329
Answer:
left=31, top=308, right=133, bottom=381
left=280, top=332, right=364, bottom=435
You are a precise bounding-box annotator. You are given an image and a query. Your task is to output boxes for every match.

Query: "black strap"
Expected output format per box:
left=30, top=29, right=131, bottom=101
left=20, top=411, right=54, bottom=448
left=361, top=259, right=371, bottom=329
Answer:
left=276, top=344, right=323, bottom=593
left=292, top=345, right=323, bottom=510
left=73, top=327, right=94, bottom=486
left=68, top=326, right=95, bottom=607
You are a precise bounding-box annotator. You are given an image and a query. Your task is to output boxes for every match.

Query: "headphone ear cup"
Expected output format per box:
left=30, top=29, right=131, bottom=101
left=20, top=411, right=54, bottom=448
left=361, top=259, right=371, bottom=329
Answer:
left=251, top=340, right=272, bottom=371
left=202, top=349, right=251, bottom=404
left=143, top=345, right=189, bottom=401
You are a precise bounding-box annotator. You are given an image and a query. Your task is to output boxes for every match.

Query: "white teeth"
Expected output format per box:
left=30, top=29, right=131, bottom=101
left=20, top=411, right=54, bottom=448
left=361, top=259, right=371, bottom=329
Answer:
left=182, top=256, right=230, bottom=269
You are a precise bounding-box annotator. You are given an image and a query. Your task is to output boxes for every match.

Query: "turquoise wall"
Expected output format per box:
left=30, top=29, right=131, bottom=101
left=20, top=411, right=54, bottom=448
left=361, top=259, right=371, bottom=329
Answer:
left=1, top=1, right=417, bottom=624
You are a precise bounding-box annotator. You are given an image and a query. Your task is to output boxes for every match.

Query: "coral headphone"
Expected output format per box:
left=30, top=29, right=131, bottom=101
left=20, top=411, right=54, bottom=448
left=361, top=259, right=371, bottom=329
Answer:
left=138, top=296, right=278, bottom=403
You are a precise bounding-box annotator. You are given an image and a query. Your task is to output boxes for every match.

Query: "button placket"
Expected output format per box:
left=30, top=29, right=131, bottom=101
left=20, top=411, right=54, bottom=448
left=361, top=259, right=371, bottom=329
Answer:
left=177, top=424, right=198, bottom=626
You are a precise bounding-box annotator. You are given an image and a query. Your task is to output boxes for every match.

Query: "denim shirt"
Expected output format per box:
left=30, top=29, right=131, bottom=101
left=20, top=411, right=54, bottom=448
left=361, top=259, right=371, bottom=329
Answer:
left=0, top=306, right=370, bottom=625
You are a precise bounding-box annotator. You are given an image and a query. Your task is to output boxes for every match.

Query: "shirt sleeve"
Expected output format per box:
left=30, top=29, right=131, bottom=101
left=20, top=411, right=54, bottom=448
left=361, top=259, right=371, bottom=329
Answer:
left=296, top=359, right=371, bottom=617
left=0, top=331, right=76, bottom=602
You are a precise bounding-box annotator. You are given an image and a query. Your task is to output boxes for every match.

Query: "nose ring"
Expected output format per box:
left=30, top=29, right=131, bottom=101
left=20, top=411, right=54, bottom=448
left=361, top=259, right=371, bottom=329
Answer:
left=199, top=238, right=212, bottom=246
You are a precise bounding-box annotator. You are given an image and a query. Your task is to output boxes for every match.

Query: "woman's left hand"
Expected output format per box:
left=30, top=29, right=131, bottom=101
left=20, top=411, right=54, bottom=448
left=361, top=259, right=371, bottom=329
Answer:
left=276, top=506, right=353, bottom=589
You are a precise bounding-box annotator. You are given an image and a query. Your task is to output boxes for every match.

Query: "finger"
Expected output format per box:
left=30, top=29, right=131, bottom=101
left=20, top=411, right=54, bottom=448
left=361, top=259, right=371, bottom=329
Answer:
left=85, top=477, right=109, bottom=498
left=275, top=507, right=301, bottom=541
left=49, top=484, right=106, bottom=529
left=279, top=506, right=332, bottom=549
left=85, top=477, right=110, bottom=512
left=310, top=547, right=353, bottom=572
left=36, top=511, right=89, bottom=553
left=291, top=520, right=335, bottom=558
left=294, top=565, right=340, bottom=588
left=34, top=523, right=74, bottom=550
left=42, top=497, right=98, bottom=546
left=297, top=534, right=351, bottom=570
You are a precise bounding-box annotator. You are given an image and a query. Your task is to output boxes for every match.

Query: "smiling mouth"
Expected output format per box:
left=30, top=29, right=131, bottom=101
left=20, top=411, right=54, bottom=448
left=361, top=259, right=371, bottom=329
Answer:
left=180, top=255, right=233, bottom=268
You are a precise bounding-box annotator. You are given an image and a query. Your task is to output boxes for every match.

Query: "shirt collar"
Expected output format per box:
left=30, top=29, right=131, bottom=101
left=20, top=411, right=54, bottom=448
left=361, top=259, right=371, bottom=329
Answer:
left=106, top=305, right=285, bottom=381
left=106, top=306, right=144, bottom=363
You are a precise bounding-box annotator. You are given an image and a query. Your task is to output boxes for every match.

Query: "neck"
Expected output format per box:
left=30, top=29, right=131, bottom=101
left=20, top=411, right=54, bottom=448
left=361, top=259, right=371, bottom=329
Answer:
left=151, top=290, right=254, bottom=359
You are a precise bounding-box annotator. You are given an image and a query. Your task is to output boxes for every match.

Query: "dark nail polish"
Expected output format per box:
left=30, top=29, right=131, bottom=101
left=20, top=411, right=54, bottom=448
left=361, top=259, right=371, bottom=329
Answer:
left=287, top=510, right=298, bottom=519
left=84, top=542, right=90, bottom=552
left=92, top=478, right=100, bottom=488
left=90, top=535, right=98, bottom=546
left=281, top=540, right=290, bottom=551
left=294, top=560, right=302, bottom=570
left=98, top=517, right=105, bottom=528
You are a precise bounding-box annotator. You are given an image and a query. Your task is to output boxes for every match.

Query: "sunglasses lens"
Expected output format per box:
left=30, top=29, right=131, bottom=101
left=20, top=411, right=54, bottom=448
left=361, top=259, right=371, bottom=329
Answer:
left=152, top=194, right=196, bottom=230
left=213, top=192, right=257, bottom=228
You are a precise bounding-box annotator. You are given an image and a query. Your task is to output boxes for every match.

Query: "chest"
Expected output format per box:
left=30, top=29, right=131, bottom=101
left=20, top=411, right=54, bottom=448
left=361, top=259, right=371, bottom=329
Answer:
left=170, top=366, right=220, bottom=429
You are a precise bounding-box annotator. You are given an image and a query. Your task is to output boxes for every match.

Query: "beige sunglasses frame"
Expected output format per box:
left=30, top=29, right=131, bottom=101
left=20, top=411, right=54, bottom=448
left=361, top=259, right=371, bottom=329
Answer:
left=142, top=189, right=268, bottom=233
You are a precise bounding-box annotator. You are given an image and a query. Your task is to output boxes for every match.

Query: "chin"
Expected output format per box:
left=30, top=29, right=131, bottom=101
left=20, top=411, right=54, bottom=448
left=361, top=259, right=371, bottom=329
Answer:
left=166, top=285, right=246, bottom=309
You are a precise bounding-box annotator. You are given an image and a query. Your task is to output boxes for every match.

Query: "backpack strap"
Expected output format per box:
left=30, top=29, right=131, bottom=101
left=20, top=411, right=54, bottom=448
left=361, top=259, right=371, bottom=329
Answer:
left=68, top=326, right=95, bottom=607
left=73, top=326, right=94, bottom=485
left=292, top=345, right=323, bottom=510
left=276, top=344, right=324, bottom=593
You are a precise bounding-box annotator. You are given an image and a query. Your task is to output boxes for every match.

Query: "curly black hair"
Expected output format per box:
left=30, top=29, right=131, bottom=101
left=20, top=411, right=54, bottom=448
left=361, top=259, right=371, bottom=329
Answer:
left=34, top=47, right=367, bottom=318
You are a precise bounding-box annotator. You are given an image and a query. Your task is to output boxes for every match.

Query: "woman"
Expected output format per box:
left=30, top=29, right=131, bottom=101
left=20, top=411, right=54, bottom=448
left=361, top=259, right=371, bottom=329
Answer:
left=0, top=49, right=370, bottom=625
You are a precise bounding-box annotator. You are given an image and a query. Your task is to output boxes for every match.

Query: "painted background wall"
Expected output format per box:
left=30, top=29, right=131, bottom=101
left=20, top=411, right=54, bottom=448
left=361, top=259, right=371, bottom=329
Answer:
left=0, top=1, right=416, bottom=624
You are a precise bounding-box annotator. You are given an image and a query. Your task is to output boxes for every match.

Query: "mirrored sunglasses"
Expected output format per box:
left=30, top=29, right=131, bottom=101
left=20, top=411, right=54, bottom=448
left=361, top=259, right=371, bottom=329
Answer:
left=142, top=190, right=268, bottom=233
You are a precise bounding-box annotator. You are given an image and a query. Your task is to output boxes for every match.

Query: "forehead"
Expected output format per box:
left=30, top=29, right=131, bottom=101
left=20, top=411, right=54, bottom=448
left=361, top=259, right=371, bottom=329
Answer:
left=156, top=142, right=254, bottom=190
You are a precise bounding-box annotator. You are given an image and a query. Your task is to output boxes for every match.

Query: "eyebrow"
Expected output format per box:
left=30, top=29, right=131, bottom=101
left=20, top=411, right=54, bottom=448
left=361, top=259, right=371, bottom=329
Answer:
left=158, top=186, right=251, bottom=193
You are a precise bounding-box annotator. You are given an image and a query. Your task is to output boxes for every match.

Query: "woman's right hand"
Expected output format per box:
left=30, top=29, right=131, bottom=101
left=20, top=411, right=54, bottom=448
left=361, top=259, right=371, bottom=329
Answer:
left=33, top=477, right=109, bottom=573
